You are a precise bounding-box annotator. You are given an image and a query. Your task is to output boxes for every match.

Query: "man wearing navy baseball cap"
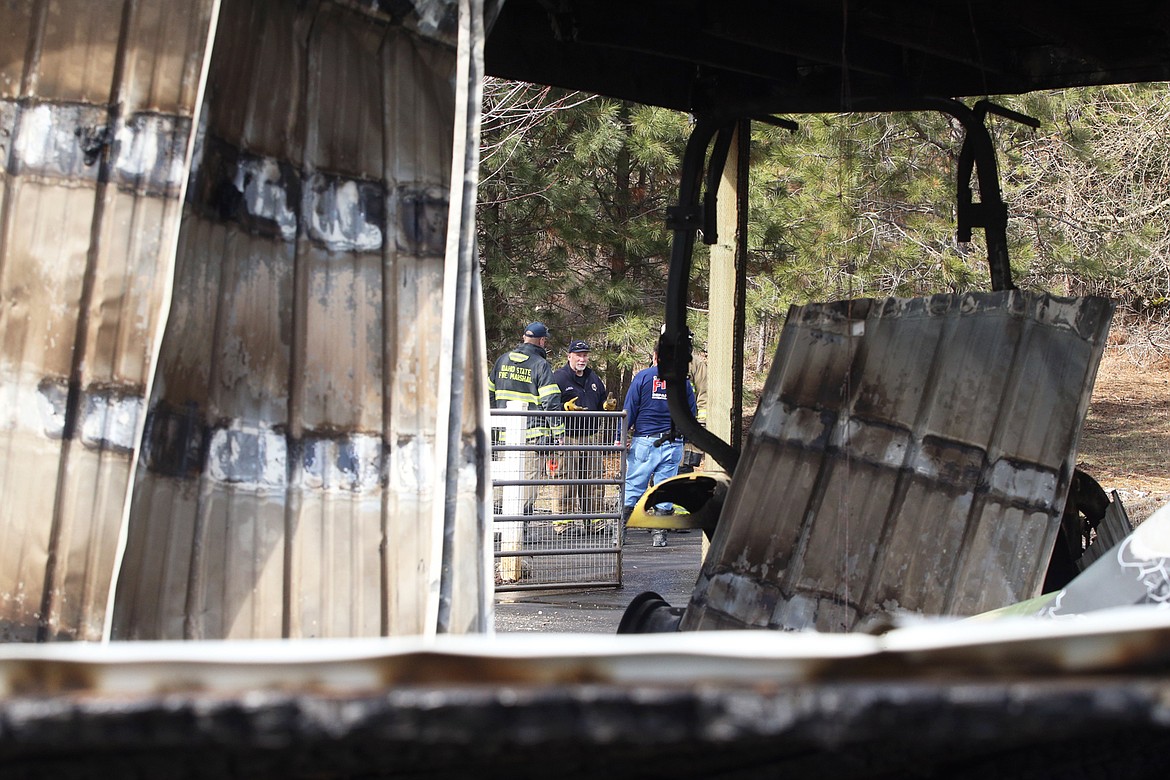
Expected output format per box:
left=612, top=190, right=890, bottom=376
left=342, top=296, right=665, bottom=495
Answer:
left=552, top=338, right=618, bottom=533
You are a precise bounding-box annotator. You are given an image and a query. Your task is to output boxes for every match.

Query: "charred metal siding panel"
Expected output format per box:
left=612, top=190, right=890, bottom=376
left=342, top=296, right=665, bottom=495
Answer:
left=112, top=0, right=488, bottom=640
left=682, top=292, right=1113, bottom=632
left=0, top=1, right=218, bottom=640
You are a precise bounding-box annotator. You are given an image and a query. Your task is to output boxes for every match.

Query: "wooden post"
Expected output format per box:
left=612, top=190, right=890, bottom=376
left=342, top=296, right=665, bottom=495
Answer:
left=704, top=122, right=748, bottom=556
left=707, top=123, right=747, bottom=464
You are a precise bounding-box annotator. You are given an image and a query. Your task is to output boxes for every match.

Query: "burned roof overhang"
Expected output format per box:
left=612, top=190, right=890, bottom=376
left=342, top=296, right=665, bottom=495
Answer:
left=485, top=0, right=1170, bottom=114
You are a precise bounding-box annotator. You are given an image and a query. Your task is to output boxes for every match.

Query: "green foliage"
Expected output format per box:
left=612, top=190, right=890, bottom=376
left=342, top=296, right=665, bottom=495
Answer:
left=996, top=83, right=1170, bottom=304
left=479, top=79, right=1170, bottom=398
left=478, top=82, right=694, bottom=393
left=746, top=112, right=988, bottom=306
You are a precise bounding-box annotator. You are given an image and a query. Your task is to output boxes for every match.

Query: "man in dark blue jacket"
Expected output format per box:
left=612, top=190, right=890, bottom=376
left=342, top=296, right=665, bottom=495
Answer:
left=553, top=339, right=613, bottom=531
left=621, top=337, right=696, bottom=546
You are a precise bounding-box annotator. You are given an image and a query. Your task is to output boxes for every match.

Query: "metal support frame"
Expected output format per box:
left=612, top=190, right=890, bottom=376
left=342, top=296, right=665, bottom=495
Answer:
left=491, top=409, right=628, bottom=592
left=661, top=100, right=1035, bottom=473
left=662, top=112, right=796, bottom=476
left=662, top=117, right=740, bottom=475
left=927, top=98, right=1038, bottom=292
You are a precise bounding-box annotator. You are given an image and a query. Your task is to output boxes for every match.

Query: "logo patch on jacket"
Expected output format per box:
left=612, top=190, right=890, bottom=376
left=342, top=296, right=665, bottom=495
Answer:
left=499, top=364, right=533, bottom=383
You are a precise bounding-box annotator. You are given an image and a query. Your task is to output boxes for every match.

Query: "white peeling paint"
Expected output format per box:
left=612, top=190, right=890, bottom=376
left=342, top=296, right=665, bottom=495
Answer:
left=304, top=174, right=383, bottom=252
left=234, top=157, right=298, bottom=241
left=208, top=422, right=288, bottom=488
left=113, top=114, right=188, bottom=191
left=13, top=103, right=56, bottom=168
left=299, top=433, right=383, bottom=492
left=79, top=392, right=143, bottom=452
left=988, top=458, right=1058, bottom=503
left=392, top=436, right=434, bottom=495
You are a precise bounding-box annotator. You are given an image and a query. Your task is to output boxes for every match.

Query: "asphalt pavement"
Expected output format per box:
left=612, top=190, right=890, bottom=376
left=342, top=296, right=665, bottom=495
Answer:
left=493, top=529, right=704, bottom=633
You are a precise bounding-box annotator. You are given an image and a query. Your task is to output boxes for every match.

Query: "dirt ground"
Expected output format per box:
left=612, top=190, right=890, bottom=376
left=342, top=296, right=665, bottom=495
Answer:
left=1078, top=349, right=1170, bottom=524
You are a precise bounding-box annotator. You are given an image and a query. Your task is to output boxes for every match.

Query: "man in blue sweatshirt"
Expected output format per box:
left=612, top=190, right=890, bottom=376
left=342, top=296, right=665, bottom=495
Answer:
left=621, top=336, right=697, bottom=546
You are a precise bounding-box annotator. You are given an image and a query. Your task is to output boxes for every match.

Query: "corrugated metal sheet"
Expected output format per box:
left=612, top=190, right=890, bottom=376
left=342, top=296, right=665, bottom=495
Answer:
left=0, top=0, right=219, bottom=640
left=4, top=610, right=1170, bottom=776
left=683, top=291, right=1113, bottom=632
left=6, top=607, right=1170, bottom=692
left=0, top=0, right=487, bottom=642
left=110, top=0, right=490, bottom=640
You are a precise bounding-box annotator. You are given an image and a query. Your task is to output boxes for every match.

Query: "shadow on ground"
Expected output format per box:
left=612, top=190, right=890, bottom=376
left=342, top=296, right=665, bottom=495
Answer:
left=494, top=530, right=703, bottom=633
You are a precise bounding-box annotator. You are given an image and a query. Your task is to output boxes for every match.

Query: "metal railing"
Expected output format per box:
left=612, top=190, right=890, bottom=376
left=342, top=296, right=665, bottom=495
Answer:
left=491, top=408, right=628, bottom=591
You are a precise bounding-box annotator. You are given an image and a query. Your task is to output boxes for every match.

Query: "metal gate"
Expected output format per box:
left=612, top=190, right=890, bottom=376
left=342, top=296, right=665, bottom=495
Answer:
left=492, top=409, right=627, bottom=591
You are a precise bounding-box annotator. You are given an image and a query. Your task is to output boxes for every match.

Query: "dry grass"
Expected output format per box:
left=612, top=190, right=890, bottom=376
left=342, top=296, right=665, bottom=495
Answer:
left=1078, top=348, right=1170, bottom=523
left=737, top=344, right=1170, bottom=525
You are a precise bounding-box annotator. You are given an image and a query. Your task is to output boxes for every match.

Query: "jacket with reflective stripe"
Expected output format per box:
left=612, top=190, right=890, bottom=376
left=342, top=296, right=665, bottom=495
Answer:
left=488, top=342, right=565, bottom=438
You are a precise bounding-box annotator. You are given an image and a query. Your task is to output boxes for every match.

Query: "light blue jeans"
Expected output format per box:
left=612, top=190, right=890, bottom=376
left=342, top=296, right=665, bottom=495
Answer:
left=623, top=435, right=683, bottom=511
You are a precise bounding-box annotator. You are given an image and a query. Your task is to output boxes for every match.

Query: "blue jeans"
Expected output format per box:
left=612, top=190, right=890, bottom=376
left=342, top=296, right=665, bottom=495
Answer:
left=623, top=436, right=683, bottom=511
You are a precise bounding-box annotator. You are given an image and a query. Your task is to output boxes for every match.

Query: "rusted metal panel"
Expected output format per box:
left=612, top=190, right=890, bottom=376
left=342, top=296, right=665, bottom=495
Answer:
left=0, top=182, right=97, bottom=638
left=5, top=610, right=1170, bottom=776
left=112, top=0, right=488, bottom=640
left=0, top=0, right=219, bottom=640
left=0, top=3, right=35, bottom=99
left=1079, top=489, right=1133, bottom=569
left=683, top=291, right=1113, bottom=632
left=19, top=2, right=124, bottom=101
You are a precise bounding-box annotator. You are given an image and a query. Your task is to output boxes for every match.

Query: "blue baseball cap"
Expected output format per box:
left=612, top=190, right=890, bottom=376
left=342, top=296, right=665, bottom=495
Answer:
left=524, top=322, right=549, bottom=338
left=568, top=339, right=590, bottom=353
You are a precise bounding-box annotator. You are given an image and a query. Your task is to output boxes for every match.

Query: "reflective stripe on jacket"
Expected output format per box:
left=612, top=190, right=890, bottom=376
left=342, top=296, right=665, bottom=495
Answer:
left=488, top=342, right=565, bottom=439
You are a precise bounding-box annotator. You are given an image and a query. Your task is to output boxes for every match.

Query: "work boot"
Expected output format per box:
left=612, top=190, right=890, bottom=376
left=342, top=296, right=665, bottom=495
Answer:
left=620, top=505, right=633, bottom=545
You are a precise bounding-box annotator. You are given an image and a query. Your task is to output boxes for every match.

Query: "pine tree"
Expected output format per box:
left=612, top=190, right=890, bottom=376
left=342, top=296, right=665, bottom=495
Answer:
left=478, top=81, right=693, bottom=395
left=480, top=81, right=1170, bottom=395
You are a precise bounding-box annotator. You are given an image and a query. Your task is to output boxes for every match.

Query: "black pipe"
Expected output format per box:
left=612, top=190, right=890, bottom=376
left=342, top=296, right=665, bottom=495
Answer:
left=923, top=97, right=1015, bottom=292
left=617, top=591, right=684, bottom=633
left=661, top=116, right=740, bottom=475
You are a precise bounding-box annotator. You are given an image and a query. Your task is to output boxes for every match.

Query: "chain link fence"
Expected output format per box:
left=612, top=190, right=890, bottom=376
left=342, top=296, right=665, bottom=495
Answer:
left=491, top=408, right=627, bottom=591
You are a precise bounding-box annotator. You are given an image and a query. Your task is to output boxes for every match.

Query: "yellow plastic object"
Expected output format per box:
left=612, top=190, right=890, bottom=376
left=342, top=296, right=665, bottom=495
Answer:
left=625, top=471, right=730, bottom=536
